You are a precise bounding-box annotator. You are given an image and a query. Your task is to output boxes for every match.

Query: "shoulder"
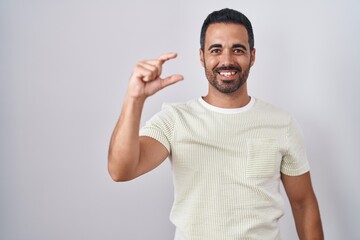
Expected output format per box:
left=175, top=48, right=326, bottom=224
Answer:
left=161, top=98, right=203, bottom=114
left=253, top=98, right=288, bottom=113
left=252, top=97, right=293, bottom=123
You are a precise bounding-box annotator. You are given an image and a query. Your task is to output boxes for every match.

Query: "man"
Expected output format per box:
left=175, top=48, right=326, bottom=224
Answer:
left=108, top=8, right=324, bottom=240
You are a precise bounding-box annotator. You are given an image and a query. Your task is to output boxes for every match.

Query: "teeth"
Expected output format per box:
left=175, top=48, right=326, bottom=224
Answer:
left=219, top=71, right=236, bottom=77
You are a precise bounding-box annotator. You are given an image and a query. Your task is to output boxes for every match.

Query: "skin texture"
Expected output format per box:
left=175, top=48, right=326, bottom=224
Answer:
left=108, top=53, right=182, bottom=181
left=108, top=23, right=323, bottom=239
left=282, top=172, right=324, bottom=240
left=200, top=23, right=255, bottom=108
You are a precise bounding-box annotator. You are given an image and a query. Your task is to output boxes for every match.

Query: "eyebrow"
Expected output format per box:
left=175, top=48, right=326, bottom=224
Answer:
left=232, top=43, right=247, bottom=51
left=208, top=44, right=222, bottom=50
left=208, top=43, right=248, bottom=51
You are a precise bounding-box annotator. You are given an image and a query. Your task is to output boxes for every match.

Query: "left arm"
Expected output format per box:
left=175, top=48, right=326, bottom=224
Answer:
left=281, top=171, right=324, bottom=240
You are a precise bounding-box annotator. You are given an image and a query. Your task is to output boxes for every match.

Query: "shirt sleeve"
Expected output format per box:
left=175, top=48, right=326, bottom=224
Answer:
left=139, top=103, right=175, bottom=153
left=281, top=116, right=310, bottom=176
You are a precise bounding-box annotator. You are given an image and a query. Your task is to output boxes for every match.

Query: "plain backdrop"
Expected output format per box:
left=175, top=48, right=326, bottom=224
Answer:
left=1, top=0, right=359, bottom=239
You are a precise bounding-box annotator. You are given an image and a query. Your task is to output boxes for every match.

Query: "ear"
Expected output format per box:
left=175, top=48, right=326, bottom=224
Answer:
left=250, top=48, right=256, bottom=67
left=199, top=48, right=205, bottom=67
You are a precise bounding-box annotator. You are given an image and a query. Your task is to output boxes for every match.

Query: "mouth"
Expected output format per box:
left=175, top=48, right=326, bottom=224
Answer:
left=218, top=71, right=237, bottom=78
left=215, top=66, right=241, bottom=80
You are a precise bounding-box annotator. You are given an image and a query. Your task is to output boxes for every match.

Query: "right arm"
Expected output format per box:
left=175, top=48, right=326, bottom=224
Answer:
left=108, top=52, right=183, bottom=182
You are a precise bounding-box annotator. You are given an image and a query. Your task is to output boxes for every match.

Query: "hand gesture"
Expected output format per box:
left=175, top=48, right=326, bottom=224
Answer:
left=127, top=52, right=184, bottom=99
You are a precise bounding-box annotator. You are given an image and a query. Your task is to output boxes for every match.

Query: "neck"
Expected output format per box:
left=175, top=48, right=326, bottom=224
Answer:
left=203, top=84, right=250, bottom=108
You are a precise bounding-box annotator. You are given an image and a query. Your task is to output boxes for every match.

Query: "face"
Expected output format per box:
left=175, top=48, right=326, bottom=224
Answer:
left=200, top=23, right=255, bottom=94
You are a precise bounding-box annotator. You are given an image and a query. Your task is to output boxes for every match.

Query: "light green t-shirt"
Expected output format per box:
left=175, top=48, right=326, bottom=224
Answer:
left=140, top=97, right=310, bottom=240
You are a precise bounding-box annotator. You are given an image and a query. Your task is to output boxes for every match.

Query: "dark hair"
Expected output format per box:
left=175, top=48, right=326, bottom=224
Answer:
left=200, top=8, right=254, bottom=52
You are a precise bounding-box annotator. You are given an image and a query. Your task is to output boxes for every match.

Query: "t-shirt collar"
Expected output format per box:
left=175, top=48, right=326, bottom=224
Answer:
left=198, top=96, right=256, bottom=114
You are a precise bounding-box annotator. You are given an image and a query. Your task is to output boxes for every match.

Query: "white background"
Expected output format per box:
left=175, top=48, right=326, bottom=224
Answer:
left=1, top=0, right=359, bottom=239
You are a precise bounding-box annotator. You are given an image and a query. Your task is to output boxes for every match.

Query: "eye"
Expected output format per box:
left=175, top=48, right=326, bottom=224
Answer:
left=233, top=48, right=245, bottom=54
left=210, top=49, right=221, bottom=54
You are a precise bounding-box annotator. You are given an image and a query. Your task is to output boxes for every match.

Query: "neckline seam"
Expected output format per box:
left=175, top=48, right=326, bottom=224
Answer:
left=198, top=96, right=256, bottom=114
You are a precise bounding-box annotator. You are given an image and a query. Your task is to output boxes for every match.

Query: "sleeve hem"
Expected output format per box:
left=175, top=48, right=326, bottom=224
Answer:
left=140, top=129, right=171, bottom=153
left=281, top=162, right=310, bottom=176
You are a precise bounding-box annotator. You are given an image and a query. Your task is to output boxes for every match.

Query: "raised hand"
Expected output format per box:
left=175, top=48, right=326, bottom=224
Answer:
left=127, top=52, right=184, bottom=99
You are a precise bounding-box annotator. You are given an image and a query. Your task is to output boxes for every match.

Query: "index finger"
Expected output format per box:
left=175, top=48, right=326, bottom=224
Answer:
left=157, top=52, right=178, bottom=63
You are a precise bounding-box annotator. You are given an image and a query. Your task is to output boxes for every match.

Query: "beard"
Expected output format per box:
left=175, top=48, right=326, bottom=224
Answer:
left=204, top=63, right=251, bottom=94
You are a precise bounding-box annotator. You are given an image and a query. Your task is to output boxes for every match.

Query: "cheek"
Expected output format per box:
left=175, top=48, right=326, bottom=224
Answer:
left=238, top=57, right=252, bottom=68
left=204, top=56, right=218, bottom=69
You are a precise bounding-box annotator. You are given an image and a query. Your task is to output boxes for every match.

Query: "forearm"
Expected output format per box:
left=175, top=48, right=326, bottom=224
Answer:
left=108, top=95, right=146, bottom=181
left=291, top=197, right=324, bottom=240
left=108, top=52, right=182, bottom=181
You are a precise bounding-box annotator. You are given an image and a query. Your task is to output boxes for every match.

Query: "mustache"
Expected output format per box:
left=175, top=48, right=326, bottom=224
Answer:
left=214, top=65, right=242, bottom=72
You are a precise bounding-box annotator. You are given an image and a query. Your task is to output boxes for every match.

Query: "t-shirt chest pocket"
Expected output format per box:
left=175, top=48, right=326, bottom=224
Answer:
left=246, top=138, right=282, bottom=178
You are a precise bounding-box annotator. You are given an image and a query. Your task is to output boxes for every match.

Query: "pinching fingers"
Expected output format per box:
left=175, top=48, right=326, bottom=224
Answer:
left=157, top=52, right=178, bottom=63
left=136, top=61, right=160, bottom=82
left=161, top=74, right=184, bottom=88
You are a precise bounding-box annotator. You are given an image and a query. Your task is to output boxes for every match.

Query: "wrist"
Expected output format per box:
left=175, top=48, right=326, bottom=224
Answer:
left=125, top=93, right=147, bottom=105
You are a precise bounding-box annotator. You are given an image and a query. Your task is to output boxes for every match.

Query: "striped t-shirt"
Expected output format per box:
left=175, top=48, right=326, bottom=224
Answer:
left=140, top=97, right=310, bottom=240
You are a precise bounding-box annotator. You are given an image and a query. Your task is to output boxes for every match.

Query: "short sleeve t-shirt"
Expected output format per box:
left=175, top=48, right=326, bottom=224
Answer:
left=140, top=97, right=310, bottom=240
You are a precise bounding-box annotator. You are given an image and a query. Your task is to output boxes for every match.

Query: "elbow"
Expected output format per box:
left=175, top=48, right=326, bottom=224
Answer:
left=110, top=176, right=129, bottom=182
left=108, top=157, right=136, bottom=182
left=109, top=171, right=133, bottom=182
left=108, top=168, right=122, bottom=182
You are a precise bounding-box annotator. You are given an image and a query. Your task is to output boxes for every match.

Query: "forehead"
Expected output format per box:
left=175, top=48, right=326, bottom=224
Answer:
left=205, top=23, right=249, bottom=47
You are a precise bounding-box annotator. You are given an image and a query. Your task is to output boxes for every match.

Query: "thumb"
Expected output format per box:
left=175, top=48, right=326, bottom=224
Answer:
left=161, top=74, right=184, bottom=89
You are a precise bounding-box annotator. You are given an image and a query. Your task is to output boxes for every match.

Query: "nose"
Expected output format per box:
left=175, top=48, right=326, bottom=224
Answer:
left=220, top=50, right=234, bottom=66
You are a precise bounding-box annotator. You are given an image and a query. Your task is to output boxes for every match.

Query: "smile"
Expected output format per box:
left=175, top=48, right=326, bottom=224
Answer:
left=218, top=71, right=237, bottom=77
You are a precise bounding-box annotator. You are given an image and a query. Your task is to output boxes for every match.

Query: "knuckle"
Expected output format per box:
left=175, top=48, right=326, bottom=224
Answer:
left=135, top=62, right=143, bottom=70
